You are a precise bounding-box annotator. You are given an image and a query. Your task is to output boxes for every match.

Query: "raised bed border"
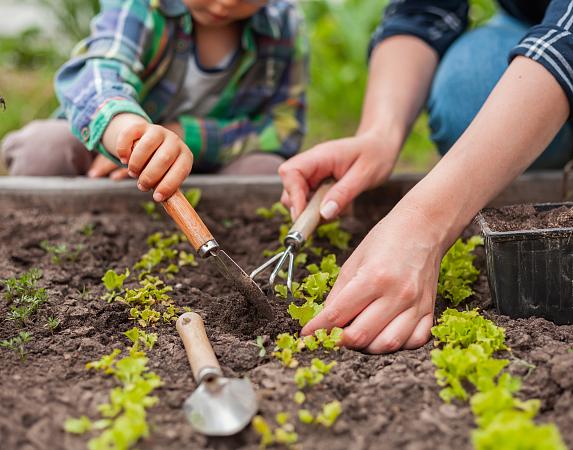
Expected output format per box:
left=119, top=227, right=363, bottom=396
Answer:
left=0, top=172, right=565, bottom=222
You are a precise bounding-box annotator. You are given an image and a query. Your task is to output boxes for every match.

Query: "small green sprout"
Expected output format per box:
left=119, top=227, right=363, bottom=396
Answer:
left=184, top=188, right=202, bottom=207
left=298, top=409, right=314, bottom=424
left=316, top=400, right=342, bottom=427
left=2, top=269, right=47, bottom=325
left=64, top=416, right=93, bottom=434
left=294, top=391, right=306, bottom=405
left=141, top=201, right=160, bottom=220
left=1, top=331, right=32, bottom=360
left=256, top=335, right=267, bottom=357
left=45, top=317, right=60, bottom=334
left=294, top=358, right=336, bottom=389
left=79, top=223, right=95, bottom=237
left=40, top=240, right=83, bottom=264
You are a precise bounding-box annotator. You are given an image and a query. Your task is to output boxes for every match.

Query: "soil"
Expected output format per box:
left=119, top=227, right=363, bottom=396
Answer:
left=481, top=203, right=573, bottom=232
left=1, top=204, right=573, bottom=450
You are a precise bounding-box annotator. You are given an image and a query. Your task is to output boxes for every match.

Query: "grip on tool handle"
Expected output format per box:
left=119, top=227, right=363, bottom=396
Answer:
left=162, top=190, right=214, bottom=254
left=289, top=180, right=335, bottom=242
left=176, top=312, right=221, bottom=383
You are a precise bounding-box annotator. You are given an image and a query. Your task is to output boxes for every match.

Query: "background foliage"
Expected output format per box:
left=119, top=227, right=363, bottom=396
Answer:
left=0, top=0, right=496, bottom=173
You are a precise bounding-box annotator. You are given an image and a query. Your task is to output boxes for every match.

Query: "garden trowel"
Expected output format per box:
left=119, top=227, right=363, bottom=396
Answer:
left=162, top=190, right=273, bottom=319
left=176, top=312, right=258, bottom=436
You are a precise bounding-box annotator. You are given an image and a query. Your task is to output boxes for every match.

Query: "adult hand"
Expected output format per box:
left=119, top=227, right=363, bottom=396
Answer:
left=279, top=130, right=399, bottom=221
left=87, top=154, right=129, bottom=180
left=301, top=207, right=443, bottom=353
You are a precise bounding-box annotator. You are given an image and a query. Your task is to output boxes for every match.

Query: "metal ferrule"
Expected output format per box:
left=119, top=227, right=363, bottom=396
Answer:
left=197, top=366, right=223, bottom=384
left=198, top=239, right=219, bottom=258
left=284, top=231, right=304, bottom=249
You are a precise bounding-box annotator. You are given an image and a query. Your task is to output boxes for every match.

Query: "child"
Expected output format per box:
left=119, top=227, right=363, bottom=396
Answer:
left=1, top=0, right=307, bottom=201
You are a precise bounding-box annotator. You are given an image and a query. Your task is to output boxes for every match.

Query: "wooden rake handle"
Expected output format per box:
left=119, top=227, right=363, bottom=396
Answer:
left=176, top=312, right=221, bottom=382
left=162, top=190, right=214, bottom=252
left=289, top=180, right=335, bottom=241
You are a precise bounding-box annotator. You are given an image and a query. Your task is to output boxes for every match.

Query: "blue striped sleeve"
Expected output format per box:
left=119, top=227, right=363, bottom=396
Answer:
left=368, top=0, right=469, bottom=60
left=509, top=0, right=573, bottom=114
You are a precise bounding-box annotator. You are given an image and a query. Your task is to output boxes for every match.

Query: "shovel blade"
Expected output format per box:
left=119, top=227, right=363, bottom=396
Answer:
left=210, top=250, right=273, bottom=319
left=184, top=377, right=258, bottom=436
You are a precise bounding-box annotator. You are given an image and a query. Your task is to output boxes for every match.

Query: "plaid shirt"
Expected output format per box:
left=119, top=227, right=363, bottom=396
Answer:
left=55, top=0, right=307, bottom=170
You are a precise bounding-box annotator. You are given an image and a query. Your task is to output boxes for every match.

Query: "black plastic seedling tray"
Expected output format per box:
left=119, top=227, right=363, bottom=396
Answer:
left=477, top=202, right=573, bottom=325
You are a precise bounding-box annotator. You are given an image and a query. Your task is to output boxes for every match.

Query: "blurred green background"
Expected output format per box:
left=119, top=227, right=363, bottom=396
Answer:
left=0, top=0, right=496, bottom=174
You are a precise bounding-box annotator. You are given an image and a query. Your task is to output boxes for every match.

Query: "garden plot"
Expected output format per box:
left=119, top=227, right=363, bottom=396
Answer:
left=0, top=185, right=572, bottom=450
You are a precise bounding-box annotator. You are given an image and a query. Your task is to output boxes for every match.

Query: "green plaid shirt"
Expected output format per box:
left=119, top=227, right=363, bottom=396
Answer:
left=55, top=0, right=308, bottom=171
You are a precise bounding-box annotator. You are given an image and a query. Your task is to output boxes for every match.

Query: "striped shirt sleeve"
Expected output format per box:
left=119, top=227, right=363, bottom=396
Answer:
left=368, top=0, right=469, bottom=59
left=509, top=0, right=573, bottom=113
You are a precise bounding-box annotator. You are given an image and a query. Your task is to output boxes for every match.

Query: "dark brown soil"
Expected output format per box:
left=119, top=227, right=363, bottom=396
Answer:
left=1, top=205, right=573, bottom=450
left=482, top=203, right=573, bottom=232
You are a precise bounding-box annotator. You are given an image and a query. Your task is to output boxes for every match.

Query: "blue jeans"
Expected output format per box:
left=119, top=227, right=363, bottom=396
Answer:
left=428, top=13, right=573, bottom=170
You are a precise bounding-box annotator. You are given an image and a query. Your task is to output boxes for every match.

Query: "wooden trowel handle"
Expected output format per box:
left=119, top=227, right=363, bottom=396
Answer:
left=290, top=180, right=335, bottom=241
left=176, top=312, right=220, bottom=382
left=162, top=190, right=214, bottom=252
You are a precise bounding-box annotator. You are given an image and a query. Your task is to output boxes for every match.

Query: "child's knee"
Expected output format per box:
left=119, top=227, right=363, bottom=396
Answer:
left=1, top=120, right=92, bottom=176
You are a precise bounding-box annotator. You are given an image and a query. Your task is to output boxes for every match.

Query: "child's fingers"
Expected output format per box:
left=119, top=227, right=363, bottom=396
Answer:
left=137, top=137, right=180, bottom=190
left=116, top=122, right=148, bottom=164
left=87, top=154, right=118, bottom=178
left=128, top=126, right=165, bottom=177
left=153, top=149, right=193, bottom=202
left=110, top=168, right=129, bottom=180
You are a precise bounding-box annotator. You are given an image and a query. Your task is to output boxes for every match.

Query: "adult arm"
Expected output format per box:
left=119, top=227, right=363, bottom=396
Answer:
left=302, top=56, right=569, bottom=353
left=280, top=0, right=468, bottom=219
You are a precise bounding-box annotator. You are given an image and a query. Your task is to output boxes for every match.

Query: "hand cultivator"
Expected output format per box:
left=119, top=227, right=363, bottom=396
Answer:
left=163, top=190, right=273, bottom=318
left=250, top=181, right=333, bottom=295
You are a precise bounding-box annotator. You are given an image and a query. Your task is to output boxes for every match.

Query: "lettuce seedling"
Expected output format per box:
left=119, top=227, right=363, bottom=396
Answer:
left=252, top=415, right=274, bottom=448
left=432, top=308, right=507, bottom=355
left=102, top=268, right=130, bottom=302
left=314, top=327, right=343, bottom=350
left=294, top=391, right=306, bottom=405
left=316, top=221, right=350, bottom=250
left=124, top=327, right=158, bottom=353
left=64, top=415, right=93, bottom=434
left=178, top=251, right=198, bottom=267
left=316, top=400, right=342, bottom=427
left=298, top=409, right=314, bottom=424
left=256, top=202, right=290, bottom=221
left=438, top=236, right=483, bottom=306
left=288, top=300, right=323, bottom=327
left=432, top=343, right=509, bottom=402
left=294, top=358, right=336, bottom=389
left=141, top=201, right=160, bottom=220
left=472, top=409, right=566, bottom=450
left=184, top=188, right=202, bottom=208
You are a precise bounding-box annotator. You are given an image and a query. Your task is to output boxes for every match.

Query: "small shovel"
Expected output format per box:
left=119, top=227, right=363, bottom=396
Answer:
left=162, top=190, right=273, bottom=319
left=176, top=312, right=258, bottom=436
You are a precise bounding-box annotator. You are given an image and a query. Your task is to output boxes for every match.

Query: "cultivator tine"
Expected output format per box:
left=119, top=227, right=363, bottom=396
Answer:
left=286, top=250, right=295, bottom=293
left=269, top=246, right=292, bottom=286
left=250, top=251, right=284, bottom=280
left=250, top=245, right=296, bottom=295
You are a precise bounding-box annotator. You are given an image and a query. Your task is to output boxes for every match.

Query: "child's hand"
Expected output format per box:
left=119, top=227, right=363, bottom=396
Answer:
left=87, top=154, right=129, bottom=180
left=104, top=114, right=193, bottom=202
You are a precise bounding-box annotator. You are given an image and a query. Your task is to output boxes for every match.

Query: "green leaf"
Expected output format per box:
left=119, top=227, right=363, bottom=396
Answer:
left=316, top=400, right=342, bottom=427
left=102, top=269, right=129, bottom=292
left=294, top=391, right=306, bottom=405
left=288, top=300, right=323, bottom=326
left=183, top=188, right=202, bottom=208
left=438, top=236, right=483, bottom=306
left=298, top=409, right=314, bottom=424
left=64, top=416, right=93, bottom=434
